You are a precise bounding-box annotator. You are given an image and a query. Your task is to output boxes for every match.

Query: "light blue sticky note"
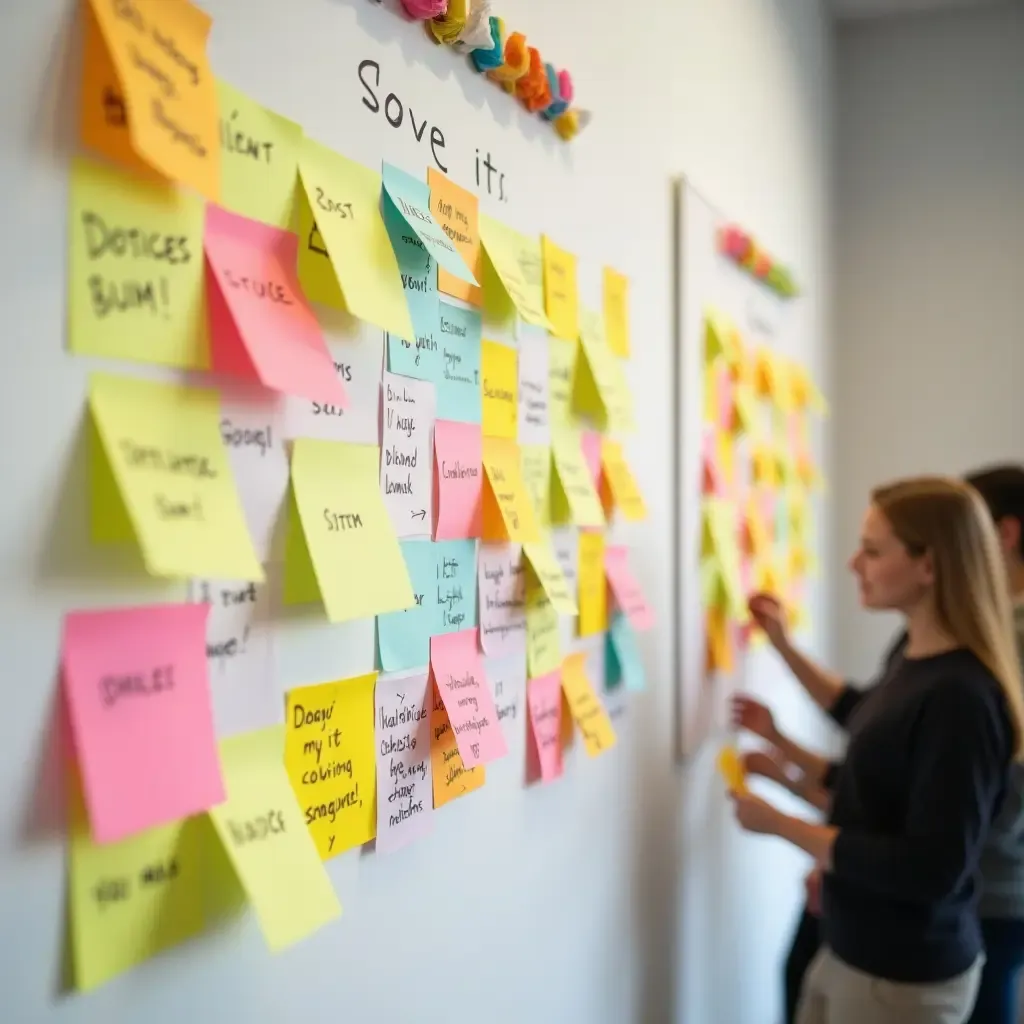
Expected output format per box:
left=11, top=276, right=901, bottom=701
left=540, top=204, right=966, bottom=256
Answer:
left=378, top=540, right=436, bottom=671
left=383, top=194, right=442, bottom=383
left=435, top=301, right=482, bottom=423
left=608, top=613, right=645, bottom=692
left=432, top=540, right=478, bottom=635
left=382, top=163, right=477, bottom=285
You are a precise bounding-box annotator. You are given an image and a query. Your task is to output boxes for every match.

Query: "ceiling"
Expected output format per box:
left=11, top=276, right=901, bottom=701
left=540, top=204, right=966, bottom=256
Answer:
left=834, top=0, right=1007, bottom=18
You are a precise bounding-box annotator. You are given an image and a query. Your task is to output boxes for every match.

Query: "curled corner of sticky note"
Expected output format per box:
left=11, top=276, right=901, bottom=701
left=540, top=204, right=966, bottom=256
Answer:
left=716, top=745, right=747, bottom=794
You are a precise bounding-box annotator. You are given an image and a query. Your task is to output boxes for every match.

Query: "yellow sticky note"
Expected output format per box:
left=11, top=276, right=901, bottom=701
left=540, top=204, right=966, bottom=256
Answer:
left=753, top=441, right=780, bottom=489
left=600, top=440, right=647, bottom=521
left=481, top=340, right=518, bottom=440
left=541, top=236, right=579, bottom=342
left=285, top=675, right=377, bottom=859
left=209, top=725, right=341, bottom=950
left=603, top=267, right=630, bottom=358
left=83, top=0, right=219, bottom=199
left=284, top=439, right=413, bottom=621
left=715, top=430, right=737, bottom=490
left=704, top=309, right=742, bottom=366
left=706, top=604, right=734, bottom=673
left=217, top=80, right=302, bottom=231
left=526, top=579, right=561, bottom=679
left=69, top=782, right=204, bottom=993
left=296, top=140, right=414, bottom=340
left=744, top=498, right=773, bottom=559
left=69, top=156, right=208, bottom=369
left=521, top=444, right=552, bottom=527
left=732, top=382, right=758, bottom=437
left=427, top=168, right=483, bottom=307
left=479, top=215, right=550, bottom=329
left=702, top=500, right=747, bottom=622
left=548, top=337, right=581, bottom=431
left=89, top=373, right=262, bottom=581
left=481, top=437, right=541, bottom=543
left=523, top=540, right=577, bottom=615
left=561, top=652, right=617, bottom=756
left=576, top=311, right=635, bottom=433
left=716, top=745, right=748, bottom=794
left=577, top=530, right=607, bottom=636
left=551, top=433, right=605, bottom=528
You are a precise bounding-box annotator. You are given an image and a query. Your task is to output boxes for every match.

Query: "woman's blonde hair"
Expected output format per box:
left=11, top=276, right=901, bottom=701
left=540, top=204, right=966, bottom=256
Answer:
left=872, top=476, right=1024, bottom=759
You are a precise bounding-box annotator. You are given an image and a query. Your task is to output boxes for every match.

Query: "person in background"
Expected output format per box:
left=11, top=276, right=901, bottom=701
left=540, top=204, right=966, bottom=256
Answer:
left=737, top=465, right=1024, bottom=1024
left=728, top=476, right=1024, bottom=1024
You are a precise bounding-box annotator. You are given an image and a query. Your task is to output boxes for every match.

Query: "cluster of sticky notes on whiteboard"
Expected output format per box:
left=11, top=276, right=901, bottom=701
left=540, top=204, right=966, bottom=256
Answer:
left=62, top=0, right=653, bottom=995
left=701, top=306, right=828, bottom=675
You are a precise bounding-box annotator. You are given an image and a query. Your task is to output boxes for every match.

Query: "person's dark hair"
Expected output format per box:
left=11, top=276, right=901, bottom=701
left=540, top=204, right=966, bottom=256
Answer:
left=964, top=464, right=1024, bottom=559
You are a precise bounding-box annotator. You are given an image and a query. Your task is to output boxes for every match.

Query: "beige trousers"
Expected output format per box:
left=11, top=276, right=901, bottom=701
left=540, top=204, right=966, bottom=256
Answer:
left=796, top=948, right=983, bottom=1024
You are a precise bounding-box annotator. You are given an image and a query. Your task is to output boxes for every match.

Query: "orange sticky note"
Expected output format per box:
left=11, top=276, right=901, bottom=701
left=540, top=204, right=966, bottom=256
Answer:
left=427, top=168, right=482, bottom=307
left=431, top=680, right=485, bottom=808
left=81, top=0, right=220, bottom=200
left=482, top=437, right=540, bottom=543
left=717, top=745, right=747, bottom=794
left=204, top=205, right=346, bottom=404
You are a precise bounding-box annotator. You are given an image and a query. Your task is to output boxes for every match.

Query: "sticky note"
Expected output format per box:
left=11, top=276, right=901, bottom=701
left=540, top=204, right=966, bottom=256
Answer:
left=285, top=674, right=377, bottom=859
left=577, top=530, right=607, bottom=636
left=523, top=541, right=577, bottom=616
left=88, top=373, right=262, bottom=581
left=375, top=669, right=434, bottom=853
left=706, top=605, right=734, bottom=673
left=62, top=604, right=223, bottom=844
left=217, top=80, right=302, bottom=230
left=69, top=783, right=204, bottom=992
left=702, top=500, right=746, bottom=621
left=69, top=156, right=207, bottom=369
left=430, top=629, right=507, bottom=768
left=82, top=0, right=219, bottom=199
left=527, top=672, right=564, bottom=783
left=482, top=340, right=518, bottom=439
left=541, top=236, right=579, bottom=342
left=482, top=437, right=541, bottom=542
left=716, top=745, right=748, bottom=794
left=382, top=163, right=476, bottom=284
left=428, top=168, right=482, bottom=306
left=296, top=140, right=414, bottom=340
left=209, top=725, right=341, bottom=950
left=205, top=205, right=345, bottom=404
left=284, top=439, right=414, bottom=621
left=548, top=338, right=580, bottom=431
left=526, top=579, right=561, bottom=679
left=552, top=527, right=580, bottom=599
left=521, top=444, right=552, bottom=527
left=551, top=433, right=606, bottom=527
left=561, top=652, right=617, bottom=756
left=517, top=330, right=550, bottom=445
left=380, top=372, right=435, bottom=539
left=433, top=539, right=478, bottom=634
left=604, top=546, right=655, bottom=631
left=581, top=431, right=603, bottom=490
left=576, top=312, right=635, bottom=432
left=603, top=266, right=630, bottom=357
left=608, top=612, right=645, bottom=691
left=377, top=540, right=436, bottom=672
left=744, top=498, right=772, bottom=559
left=478, top=544, right=526, bottom=657
left=601, top=440, right=647, bottom=521
left=479, top=215, right=550, bottom=329
left=434, top=420, right=483, bottom=539
left=487, top=653, right=528, bottom=747
left=431, top=679, right=486, bottom=808
left=434, top=301, right=483, bottom=423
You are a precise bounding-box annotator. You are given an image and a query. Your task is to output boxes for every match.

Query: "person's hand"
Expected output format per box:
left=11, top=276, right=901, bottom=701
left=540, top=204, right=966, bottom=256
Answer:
left=748, top=592, right=789, bottom=649
left=743, top=747, right=788, bottom=785
left=805, top=868, right=823, bottom=916
left=731, top=694, right=781, bottom=745
left=730, top=790, right=785, bottom=836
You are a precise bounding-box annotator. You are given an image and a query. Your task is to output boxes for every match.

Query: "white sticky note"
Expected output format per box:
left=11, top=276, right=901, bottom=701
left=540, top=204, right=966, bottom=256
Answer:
left=478, top=543, right=526, bottom=657
left=517, top=329, right=550, bottom=446
left=380, top=372, right=435, bottom=538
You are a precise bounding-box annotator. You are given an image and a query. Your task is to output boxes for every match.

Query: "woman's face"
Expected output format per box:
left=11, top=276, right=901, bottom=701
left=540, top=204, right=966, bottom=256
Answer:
left=848, top=504, right=933, bottom=612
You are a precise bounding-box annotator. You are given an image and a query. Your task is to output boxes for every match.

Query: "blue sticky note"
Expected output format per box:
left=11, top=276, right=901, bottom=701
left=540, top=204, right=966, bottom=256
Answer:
left=432, top=540, right=478, bottom=635
left=608, top=613, right=645, bottom=692
left=378, top=540, right=436, bottom=671
left=435, top=301, right=482, bottom=423
left=382, top=163, right=476, bottom=285
left=383, top=194, right=442, bottom=383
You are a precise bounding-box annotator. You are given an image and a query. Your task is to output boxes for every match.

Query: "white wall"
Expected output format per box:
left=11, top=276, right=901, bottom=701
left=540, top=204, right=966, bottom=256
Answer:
left=835, top=3, right=1024, bottom=679
left=0, top=2, right=833, bottom=1022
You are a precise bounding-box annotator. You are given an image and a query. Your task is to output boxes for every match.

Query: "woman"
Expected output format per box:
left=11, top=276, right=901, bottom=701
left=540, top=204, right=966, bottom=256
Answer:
left=729, top=477, right=1024, bottom=1024
left=738, top=465, right=1024, bottom=1023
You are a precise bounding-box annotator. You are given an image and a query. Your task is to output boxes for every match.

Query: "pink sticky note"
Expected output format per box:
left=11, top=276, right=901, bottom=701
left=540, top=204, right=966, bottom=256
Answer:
left=205, top=204, right=347, bottom=405
left=527, top=672, right=564, bottom=783
left=581, top=431, right=602, bottom=490
left=61, top=604, right=224, bottom=844
left=604, top=545, right=655, bottom=631
left=434, top=420, right=483, bottom=540
left=429, top=629, right=507, bottom=768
